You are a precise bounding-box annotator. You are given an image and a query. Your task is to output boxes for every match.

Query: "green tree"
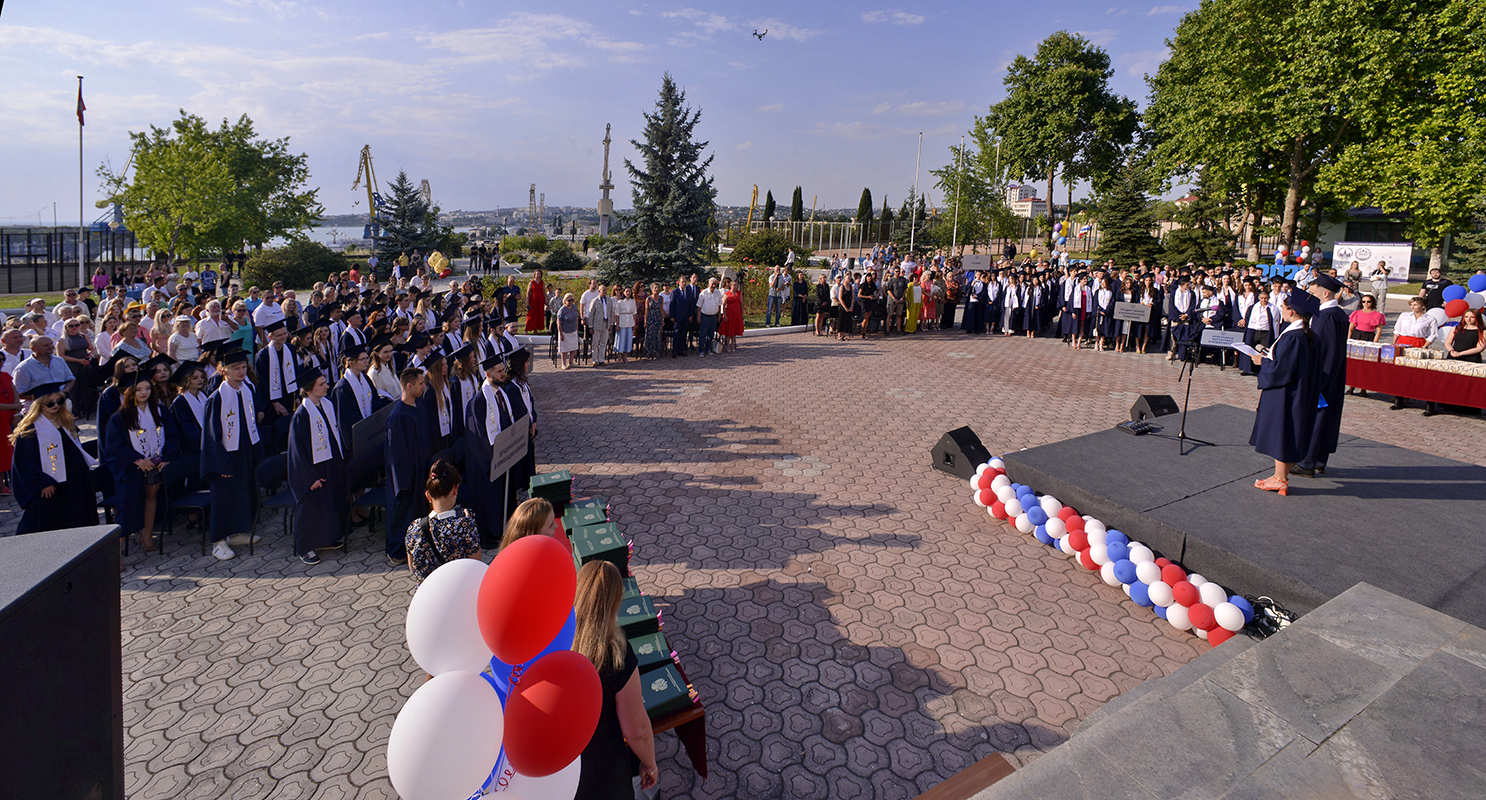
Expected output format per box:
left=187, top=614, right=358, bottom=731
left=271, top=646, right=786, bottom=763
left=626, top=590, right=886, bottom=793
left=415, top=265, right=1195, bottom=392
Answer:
left=1093, top=153, right=1163, bottom=265
left=879, top=197, right=894, bottom=241
left=763, top=190, right=776, bottom=225
left=729, top=228, right=811, bottom=269
left=975, top=31, right=1137, bottom=250
left=543, top=240, right=584, bottom=272
left=374, top=171, right=442, bottom=269
left=243, top=240, right=346, bottom=291
left=1451, top=218, right=1486, bottom=275
left=790, top=186, right=804, bottom=222
left=856, top=188, right=875, bottom=231
left=1162, top=184, right=1236, bottom=264
left=599, top=73, right=717, bottom=286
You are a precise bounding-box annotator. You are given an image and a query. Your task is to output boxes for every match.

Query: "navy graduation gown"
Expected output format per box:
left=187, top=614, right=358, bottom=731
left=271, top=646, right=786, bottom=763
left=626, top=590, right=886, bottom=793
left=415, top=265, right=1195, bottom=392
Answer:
left=417, top=379, right=463, bottom=458
left=331, top=372, right=387, bottom=445
left=96, top=385, right=124, bottom=455
left=288, top=399, right=348, bottom=553
left=202, top=386, right=262, bottom=541
left=1250, top=327, right=1320, bottom=463
left=253, top=342, right=299, bottom=451
left=12, top=432, right=99, bottom=535
left=386, top=400, right=432, bottom=558
left=1302, top=305, right=1348, bottom=468
left=103, top=407, right=182, bottom=535
left=171, top=393, right=207, bottom=459
left=499, top=380, right=532, bottom=518
left=1144, top=287, right=1167, bottom=349
left=506, top=377, right=537, bottom=488
left=462, top=388, right=514, bottom=549
left=1238, top=301, right=1277, bottom=374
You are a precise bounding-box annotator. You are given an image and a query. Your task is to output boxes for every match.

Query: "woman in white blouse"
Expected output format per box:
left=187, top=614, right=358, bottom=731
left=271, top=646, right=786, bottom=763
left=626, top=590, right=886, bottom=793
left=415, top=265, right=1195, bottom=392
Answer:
left=367, top=338, right=401, bottom=401
left=613, top=287, right=637, bottom=365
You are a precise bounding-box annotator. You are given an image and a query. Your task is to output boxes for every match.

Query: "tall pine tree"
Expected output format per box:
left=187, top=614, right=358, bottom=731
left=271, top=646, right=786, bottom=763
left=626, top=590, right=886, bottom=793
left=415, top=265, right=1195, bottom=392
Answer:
left=763, top=190, right=776, bottom=226
left=1093, top=155, right=1163, bottom=265
left=856, top=188, right=874, bottom=227
left=791, top=186, right=805, bottom=222
left=600, top=73, right=718, bottom=285
left=375, top=170, right=440, bottom=269
left=879, top=197, right=894, bottom=240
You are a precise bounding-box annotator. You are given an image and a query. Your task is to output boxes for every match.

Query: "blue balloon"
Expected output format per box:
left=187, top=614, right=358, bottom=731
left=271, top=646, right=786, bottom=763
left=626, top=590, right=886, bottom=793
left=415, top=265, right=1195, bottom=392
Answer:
left=1443, top=285, right=1467, bottom=302
left=1470, top=275, right=1486, bottom=293
left=1018, top=492, right=1038, bottom=508
left=1129, top=581, right=1153, bottom=607
left=1058, top=236, right=1067, bottom=245
left=1154, top=604, right=1168, bottom=620
left=488, top=607, right=578, bottom=693
left=1105, top=530, right=1129, bottom=547
left=1010, top=483, right=1023, bottom=492
left=1113, top=559, right=1138, bottom=584
left=1106, top=542, right=1130, bottom=564
left=1229, top=595, right=1255, bottom=624
left=1034, top=524, right=1054, bottom=546
left=1026, top=506, right=1049, bottom=526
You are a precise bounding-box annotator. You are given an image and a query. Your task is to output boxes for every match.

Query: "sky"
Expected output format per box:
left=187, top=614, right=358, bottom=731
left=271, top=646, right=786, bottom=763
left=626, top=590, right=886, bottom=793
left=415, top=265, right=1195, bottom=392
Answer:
left=0, top=0, right=1183, bottom=226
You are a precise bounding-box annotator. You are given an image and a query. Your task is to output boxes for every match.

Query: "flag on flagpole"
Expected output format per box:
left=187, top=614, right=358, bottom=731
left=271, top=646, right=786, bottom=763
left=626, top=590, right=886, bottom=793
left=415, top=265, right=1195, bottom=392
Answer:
left=1078, top=223, right=1093, bottom=238
left=77, top=86, right=86, bottom=126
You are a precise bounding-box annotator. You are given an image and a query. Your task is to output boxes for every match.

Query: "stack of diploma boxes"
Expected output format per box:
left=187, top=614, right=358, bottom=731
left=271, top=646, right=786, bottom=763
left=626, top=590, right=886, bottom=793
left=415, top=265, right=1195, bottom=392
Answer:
left=529, top=470, right=573, bottom=516
left=1351, top=345, right=1486, bottom=379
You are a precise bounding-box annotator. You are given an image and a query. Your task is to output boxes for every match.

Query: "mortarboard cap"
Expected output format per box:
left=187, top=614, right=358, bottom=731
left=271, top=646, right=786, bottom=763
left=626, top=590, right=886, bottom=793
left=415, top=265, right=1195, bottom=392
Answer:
left=21, top=381, right=69, bottom=400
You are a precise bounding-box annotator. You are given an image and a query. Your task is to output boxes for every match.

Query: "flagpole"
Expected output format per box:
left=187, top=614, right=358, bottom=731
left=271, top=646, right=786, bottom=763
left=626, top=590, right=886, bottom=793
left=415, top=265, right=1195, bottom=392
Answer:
left=951, top=135, right=964, bottom=254
left=910, top=132, right=922, bottom=253
left=77, top=75, right=86, bottom=288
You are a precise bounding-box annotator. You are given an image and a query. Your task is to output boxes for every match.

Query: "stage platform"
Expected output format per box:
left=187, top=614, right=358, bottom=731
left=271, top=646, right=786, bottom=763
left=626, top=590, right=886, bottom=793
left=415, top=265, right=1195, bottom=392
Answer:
left=1003, top=404, right=1486, bottom=628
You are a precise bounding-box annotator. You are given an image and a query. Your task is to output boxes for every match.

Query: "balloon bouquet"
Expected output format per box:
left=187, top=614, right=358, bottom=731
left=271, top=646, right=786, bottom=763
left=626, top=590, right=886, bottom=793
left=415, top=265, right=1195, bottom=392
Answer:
left=973, top=458, right=1255, bottom=645
left=1438, top=277, right=1486, bottom=331
left=390, top=536, right=602, bottom=800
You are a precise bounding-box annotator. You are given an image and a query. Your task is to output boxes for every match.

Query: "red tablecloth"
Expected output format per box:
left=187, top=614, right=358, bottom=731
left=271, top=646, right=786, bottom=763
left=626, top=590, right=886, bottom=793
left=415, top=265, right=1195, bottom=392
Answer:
left=1346, top=357, right=1486, bottom=408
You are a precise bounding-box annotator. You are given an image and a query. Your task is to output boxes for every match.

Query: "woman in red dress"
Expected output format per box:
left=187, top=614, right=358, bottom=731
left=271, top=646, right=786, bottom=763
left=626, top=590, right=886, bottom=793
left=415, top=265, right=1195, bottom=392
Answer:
left=719, top=277, right=745, bottom=352
left=524, top=270, right=547, bottom=333
left=0, top=369, right=16, bottom=494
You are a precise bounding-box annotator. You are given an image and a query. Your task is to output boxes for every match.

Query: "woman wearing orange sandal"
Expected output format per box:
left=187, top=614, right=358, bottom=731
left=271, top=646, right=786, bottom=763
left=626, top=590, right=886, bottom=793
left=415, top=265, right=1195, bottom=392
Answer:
left=1248, top=290, right=1321, bottom=496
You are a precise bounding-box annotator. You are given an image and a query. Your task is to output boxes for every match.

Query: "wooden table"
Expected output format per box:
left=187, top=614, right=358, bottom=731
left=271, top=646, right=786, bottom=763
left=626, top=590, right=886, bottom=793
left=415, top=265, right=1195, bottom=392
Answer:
left=650, top=701, right=707, bottom=778
left=1346, top=356, right=1486, bottom=408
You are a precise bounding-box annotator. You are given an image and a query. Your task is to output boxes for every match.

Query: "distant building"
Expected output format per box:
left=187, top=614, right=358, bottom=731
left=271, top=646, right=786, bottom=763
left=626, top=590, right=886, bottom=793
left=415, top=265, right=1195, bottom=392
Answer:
left=1005, top=185, right=1037, bottom=205
left=1010, top=198, right=1050, bottom=219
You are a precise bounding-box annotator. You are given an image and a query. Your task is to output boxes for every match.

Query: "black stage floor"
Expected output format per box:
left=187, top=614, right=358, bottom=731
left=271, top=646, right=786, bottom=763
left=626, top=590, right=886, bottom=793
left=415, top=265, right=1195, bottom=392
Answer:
left=1003, top=404, right=1486, bottom=627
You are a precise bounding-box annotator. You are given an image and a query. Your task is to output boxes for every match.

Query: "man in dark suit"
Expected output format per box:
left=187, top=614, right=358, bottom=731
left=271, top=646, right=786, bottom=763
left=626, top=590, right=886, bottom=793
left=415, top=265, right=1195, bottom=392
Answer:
left=1294, top=272, right=1348, bottom=476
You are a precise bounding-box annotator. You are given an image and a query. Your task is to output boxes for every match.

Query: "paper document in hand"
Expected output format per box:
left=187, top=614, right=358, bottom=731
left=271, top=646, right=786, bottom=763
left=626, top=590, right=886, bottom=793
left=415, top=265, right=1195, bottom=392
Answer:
left=1231, top=342, right=1262, bottom=360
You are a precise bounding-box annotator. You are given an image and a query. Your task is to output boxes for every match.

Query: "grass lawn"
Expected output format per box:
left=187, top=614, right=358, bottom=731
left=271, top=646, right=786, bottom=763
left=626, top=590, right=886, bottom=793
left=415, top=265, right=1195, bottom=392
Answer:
left=0, top=292, right=67, bottom=308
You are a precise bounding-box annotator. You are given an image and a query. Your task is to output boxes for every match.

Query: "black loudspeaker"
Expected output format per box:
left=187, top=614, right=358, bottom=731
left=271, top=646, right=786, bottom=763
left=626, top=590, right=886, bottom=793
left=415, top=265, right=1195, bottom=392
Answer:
left=1130, top=394, right=1180, bottom=422
left=0, top=526, right=124, bottom=800
left=932, top=426, right=993, bottom=480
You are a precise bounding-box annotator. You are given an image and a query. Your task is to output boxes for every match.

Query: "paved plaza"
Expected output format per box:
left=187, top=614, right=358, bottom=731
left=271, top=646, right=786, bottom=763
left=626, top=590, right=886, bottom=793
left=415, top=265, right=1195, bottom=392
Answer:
left=4, top=329, right=1484, bottom=799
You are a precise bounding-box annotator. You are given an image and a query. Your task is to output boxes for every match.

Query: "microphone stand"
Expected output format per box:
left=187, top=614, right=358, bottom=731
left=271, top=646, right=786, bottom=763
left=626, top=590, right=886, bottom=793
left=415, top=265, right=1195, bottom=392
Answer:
left=1164, top=334, right=1215, bottom=455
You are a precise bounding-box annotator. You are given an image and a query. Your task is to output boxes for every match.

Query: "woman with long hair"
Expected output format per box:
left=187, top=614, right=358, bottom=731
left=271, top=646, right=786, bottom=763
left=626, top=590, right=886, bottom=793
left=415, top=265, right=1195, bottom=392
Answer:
left=643, top=282, right=665, bottom=358
left=171, top=360, right=210, bottom=463
left=288, top=366, right=349, bottom=565
left=498, top=497, right=557, bottom=550
left=10, top=382, right=99, bottom=534
left=104, top=374, right=181, bottom=551
left=417, top=350, right=460, bottom=457
left=1250, top=291, right=1321, bottom=496
left=367, top=335, right=401, bottom=401
left=572, top=560, right=658, bottom=798
left=524, top=270, right=547, bottom=333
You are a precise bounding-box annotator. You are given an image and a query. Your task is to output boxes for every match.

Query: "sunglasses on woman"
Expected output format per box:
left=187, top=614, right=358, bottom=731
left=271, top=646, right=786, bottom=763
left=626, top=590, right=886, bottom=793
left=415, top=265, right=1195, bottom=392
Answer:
left=41, top=399, right=62, bottom=408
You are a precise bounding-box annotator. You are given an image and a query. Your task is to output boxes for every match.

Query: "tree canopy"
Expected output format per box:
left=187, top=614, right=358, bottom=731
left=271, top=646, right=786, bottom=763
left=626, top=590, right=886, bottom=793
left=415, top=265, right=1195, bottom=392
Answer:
left=98, top=111, right=321, bottom=260
left=1093, top=152, right=1163, bottom=265
left=599, top=73, right=717, bottom=286
left=374, top=171, right=444, bottom=269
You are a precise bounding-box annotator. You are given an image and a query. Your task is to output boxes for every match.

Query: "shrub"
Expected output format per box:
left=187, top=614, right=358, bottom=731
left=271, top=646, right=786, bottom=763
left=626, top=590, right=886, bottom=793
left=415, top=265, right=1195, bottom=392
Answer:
left=729, top=228, right=811, bottom=271
left=243, top=239, right=347, bottom=291
left=543, top=241, right=584, bottom=272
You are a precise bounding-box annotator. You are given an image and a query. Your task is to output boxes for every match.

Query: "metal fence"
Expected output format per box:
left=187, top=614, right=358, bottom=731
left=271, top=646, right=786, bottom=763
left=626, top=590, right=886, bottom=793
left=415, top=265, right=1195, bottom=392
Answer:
left=1, top=228, right=148, bottom=294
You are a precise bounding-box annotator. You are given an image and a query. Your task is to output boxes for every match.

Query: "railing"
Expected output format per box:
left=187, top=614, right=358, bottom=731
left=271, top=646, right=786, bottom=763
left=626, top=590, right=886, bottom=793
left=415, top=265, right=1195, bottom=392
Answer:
left=1, top=228, right=147, bottom=294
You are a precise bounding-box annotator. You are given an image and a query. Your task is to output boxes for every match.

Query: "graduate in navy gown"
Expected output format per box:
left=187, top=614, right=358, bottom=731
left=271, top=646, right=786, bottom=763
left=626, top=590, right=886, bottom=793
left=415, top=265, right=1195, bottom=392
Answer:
left=497, top=349, right=532, bottom=522
left=1250, top=290, right=1321, bottom=496
left=386, top=367, right=432, bottom=562
left=95, top=353, right=140, bottom=460
left=287, top=366, right=349, bottom=565
left=201, top=347, right=263, bottom=560
left=9, top=382, right=100, bottom=535
left=1296, top=274, right=1348, bottom=476
left=170, top=361, right=209, bottom=463
left=462, top=354, right=514, bottom=549
left=331, top=343, right=386, bottom=445
left=417, top=348, right=463, bottom=460
left=253, top=318, right=299, bottom=455
left=104, top=373, right=182, bottom=552
left=1169, top=277, right=1197, bottom=361
left=503, top=348, right=538, bottom=493
left=961, top=272, right=988, bottom=334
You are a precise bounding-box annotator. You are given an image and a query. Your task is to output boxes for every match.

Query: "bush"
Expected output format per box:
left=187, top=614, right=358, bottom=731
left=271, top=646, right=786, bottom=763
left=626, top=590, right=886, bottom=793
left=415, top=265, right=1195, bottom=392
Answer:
left=729, top=228, right=811, bottom=270
left=243, top=239, right=347, bottom=291
left=526, top=235, right=550, bottom=254
left=543, top=241, right=584, bottom=272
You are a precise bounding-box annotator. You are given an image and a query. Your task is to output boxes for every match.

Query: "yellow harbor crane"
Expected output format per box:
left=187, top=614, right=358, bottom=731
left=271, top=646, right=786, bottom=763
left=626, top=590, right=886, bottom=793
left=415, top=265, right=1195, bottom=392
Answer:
left=352, top=145, right=383, bottom=238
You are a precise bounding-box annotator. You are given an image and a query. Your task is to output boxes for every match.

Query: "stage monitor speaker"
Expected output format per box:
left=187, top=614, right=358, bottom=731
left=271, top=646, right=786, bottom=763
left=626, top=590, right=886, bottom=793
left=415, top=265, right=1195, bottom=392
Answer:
left=0, top=525, right=124, bottom=800
left=932, top=426, right=992, bottom=481
left=1130, top=394, right=1180, bottom=422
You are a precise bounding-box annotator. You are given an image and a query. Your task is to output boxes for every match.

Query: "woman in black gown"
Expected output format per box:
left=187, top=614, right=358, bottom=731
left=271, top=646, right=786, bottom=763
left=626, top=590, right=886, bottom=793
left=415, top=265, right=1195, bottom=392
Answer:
left=287, top=367, right=348, bottom=565
left=104, top=374, right=181, bottom=552
left=573, top=561, right=657, bottom=799
left=1250, top=291, right=1320, bottom=496
left=9, top=382, right=99, bottom=535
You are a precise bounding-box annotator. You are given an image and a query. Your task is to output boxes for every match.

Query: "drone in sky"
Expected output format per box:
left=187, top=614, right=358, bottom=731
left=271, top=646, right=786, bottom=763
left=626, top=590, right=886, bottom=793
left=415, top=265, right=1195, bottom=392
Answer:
left=753, top=29, right=767, bottom=41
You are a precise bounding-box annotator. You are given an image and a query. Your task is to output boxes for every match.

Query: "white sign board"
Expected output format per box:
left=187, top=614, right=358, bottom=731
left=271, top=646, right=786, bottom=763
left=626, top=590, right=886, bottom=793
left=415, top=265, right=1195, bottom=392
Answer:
left=1113, top=302, right=1150, bottom=323
left=962, top=254, right=993, bottom=272
left=1201, top=329, right=1246, bottom=348
left=1332, top=242, right=1413, bottom=284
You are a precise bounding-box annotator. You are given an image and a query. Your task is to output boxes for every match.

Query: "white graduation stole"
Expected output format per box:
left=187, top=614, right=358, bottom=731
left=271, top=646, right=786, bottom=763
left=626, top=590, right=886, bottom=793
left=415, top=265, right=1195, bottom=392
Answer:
left=306, top=397, right=342, bottom=464
left=182, top=390, right=208, bottom=427
left=129, top=408, right=164, bottom=459
left=268, top=344, right=297, bottom=400
left=347, top=371, right=373, bottom=417
left=220, top=383, right=260, bottom=451
left=482, top=382, right=507, bottom=445
left=34, top=416, right=96, bottom=483
left=436, top=383, right=452, bottom=437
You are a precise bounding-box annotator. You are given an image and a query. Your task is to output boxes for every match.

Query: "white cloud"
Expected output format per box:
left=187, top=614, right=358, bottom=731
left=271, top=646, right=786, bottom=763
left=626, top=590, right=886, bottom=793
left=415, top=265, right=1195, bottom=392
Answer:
left=892, top=100, right=965, bottom=116
left=758, top=103, right=783, bottom=112
left=1073, top=28, right=1118, bottom=46
left=1146, top=5, right=1183, bottom=13
left=1106, top=6, right=1129, bottom=14
left=1118, top=48, right=1170, bottom=78
left=736, top=141, right=754, bottom=150
left=416, top=14, right=650, bottom=69
left=661, top=8, right=735, bottom=33
left=748, top=18, right=821, bottom=42
left=861, top=10, right=926, bottom=25
left=872, top=102, right=892, bottom=114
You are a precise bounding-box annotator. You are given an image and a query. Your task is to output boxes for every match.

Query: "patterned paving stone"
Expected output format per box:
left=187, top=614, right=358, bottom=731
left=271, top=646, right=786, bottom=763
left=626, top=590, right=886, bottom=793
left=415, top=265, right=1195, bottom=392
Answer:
left=3, top=328, right=1482, bottom=798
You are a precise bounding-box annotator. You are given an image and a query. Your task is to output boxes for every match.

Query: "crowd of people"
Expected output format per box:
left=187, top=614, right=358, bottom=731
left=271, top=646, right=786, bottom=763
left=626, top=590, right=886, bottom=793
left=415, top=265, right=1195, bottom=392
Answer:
left=551, top=274, right=751, bottom=367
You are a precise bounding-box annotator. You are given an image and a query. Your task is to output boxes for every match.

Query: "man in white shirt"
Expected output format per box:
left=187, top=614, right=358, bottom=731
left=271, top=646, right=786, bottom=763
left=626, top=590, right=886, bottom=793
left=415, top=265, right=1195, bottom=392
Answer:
left=253, top=291, right=286, bottom=330
left=579, top=279, right=601, bottom=317
left=49, top=304, right=81, bottom=338
left=696, top=277, right=724, bottom=356
left=27, top=298, right=57, bottom=327
left=0, top=329, right=26, bottom=376
left=196, top=300, right=236, bottom=345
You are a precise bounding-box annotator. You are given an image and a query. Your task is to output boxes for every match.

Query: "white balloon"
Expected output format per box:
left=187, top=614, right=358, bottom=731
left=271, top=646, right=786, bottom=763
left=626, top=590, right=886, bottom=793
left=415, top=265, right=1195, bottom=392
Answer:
left=388, top=671, right=506, bottom=800
left=1122, top=582, right=1133, bottom=597
left=1185, top=573, right=1207, bottom=587
left=499, top=756, right=581, bottom=800
left=1193, top=625, right=1209, bottom=640
left=996, top=484, right=1017, bottom=502
left=975, top=463, right=989, bottom=476
left=1014, top=512, right=1035, bottom=533
left=1099, top=561, right=1121, bottom=587
left=991, top=475, right=1011, bottom=491
left=1039, top=496, right=1063, bottom=517
left=1166, top=602, right=1192, bottom=631
left=973, top=491, right=988, bottom=508
left=1044, top=518, right=1068, bottom=539
left=1128, top=543, right=1155, bottom=564
left=1199, top=582, right=1229, bottom=608
left=1148, top=580, right=1174, bottom=607
left=1003, top=498, right=1024, bottom=517
left=1058, top=535, right=1075, bottom=555
left=989, top=457, right=1005, bottom=470
left=1426, top=307, right=1449, bottom=325
left=1467, top=292, right=1485, bottom=311
left=1090, top=543, right=1110, bottom=566
left=1084, top=519, right=1107, bottom=537
left=1135, top=561, right=1162, bottom=585
left=1213, top=602, right=1246, bottom=632
left=987, top=504, right=999, bottom=519
left=406, top=559, right=494, bottom=676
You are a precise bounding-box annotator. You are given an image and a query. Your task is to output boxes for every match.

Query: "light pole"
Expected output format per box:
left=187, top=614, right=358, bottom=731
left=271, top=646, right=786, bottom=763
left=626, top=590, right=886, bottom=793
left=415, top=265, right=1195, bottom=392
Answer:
left=910, top=132, right=922, bottom=253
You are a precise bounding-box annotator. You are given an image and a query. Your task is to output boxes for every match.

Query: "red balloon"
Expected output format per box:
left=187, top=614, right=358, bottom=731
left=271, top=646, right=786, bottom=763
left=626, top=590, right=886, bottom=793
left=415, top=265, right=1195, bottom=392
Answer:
left=1078, top=550, right=1098, bottom=570
left=1188, top=603, right=1218, bottom=631
left=1161, top=564, right=1187, bottom=585
left=504, top=650, right=603, bottom=777
left=1154, top=557, right=1170, bottom=568
left=1207, top=627, right=1235, bottom=646
left=976, top=472, right=996, bottom=490
left=477, top=536, right=577, bottom=665
left=1068, top=530, right=1090, bottom=551
left=1059, top=506, right=1078, bottom=520
left=1171, top=580, right=1200, bottom=607
left=976, top=489, right=996, bottom=506
left=1445, top=298, right=1469, bottom=318
left=1065, top=516, right=1085, bottom=532
left=990, top=501, right=1007, bottom=520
